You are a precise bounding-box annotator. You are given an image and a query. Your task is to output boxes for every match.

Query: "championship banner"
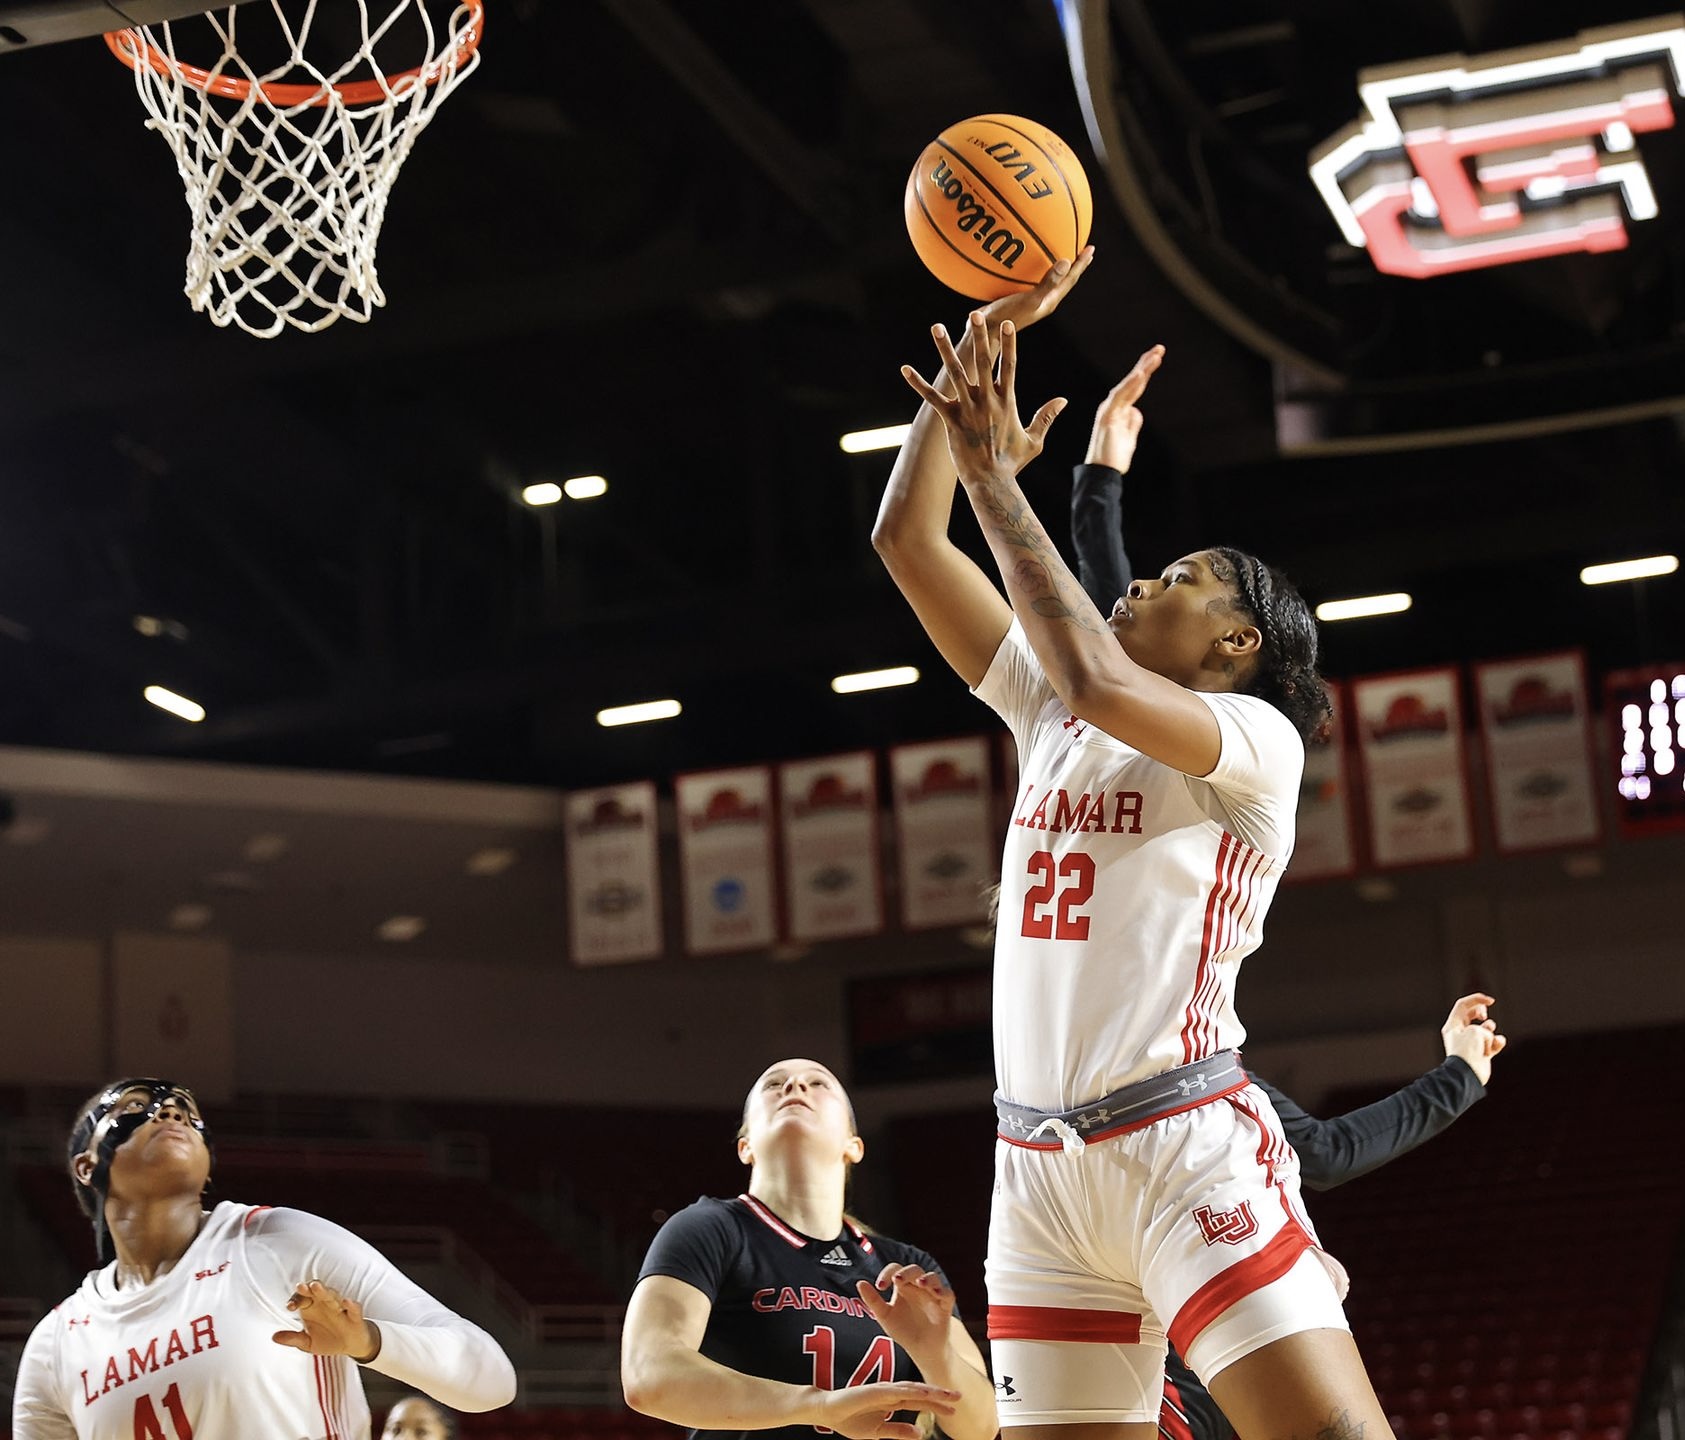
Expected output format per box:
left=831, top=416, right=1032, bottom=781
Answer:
left=675, top=766, right=779, bottom=956
left=778, top=751, right=884, bottom=942
left=1474, top=651, right=1602, bottom=853
left=1352, top=667, right=1476, bottom=867
left=1287, top=682, right=1358, bottom=881
left=563, top=782, right=664, bottom=966
left=890, top=737, right=995, bottom=930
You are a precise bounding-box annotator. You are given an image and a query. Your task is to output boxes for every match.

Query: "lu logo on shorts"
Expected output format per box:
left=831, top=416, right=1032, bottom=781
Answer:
left=1193, top=1200, right=1258, bottom=1246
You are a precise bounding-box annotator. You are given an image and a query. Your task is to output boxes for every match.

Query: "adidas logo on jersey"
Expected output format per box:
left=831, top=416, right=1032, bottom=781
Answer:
left=818, top=1245, right=851, bottom=1266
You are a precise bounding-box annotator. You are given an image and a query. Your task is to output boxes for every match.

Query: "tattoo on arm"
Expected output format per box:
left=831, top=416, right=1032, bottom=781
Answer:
left=1314, top=1410, right=1365, bottom=1440
left=975, top=476, right=1107, bottom=635
left=1257, top=1408, right=1369, bottom=1440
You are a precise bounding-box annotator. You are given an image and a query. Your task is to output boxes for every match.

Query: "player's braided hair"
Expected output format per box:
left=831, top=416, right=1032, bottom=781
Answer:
left=1207, top=546, right=1332, bottom=743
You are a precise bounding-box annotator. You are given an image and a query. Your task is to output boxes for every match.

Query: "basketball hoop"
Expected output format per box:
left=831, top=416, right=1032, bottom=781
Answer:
left=106, top=1, right=485, bottom=337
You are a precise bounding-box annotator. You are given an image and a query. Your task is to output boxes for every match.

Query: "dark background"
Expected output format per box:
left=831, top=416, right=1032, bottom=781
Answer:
left=0, top=0, right=1680, bottom=787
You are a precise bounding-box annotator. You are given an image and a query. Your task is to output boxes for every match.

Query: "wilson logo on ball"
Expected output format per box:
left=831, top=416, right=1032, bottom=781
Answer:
left=905, top=114, right=1093, bottom=300
left=926, top=158, right=1028, bottom=269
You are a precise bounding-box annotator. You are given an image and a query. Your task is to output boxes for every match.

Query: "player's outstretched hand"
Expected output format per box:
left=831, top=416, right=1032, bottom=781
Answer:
left=1441, top=992, right=1507, bottom=1085
left=810, top=1379, right=960, bottom=1440
left=903, top=314, right=1065, bottom=484
left=272, top=1279, right=381, bottom=1362
left=1085, top=346, right=1166, bottom=474
left=973, top=245, right=1095, bottom=352
left=856, top=1262, right=955, bottom=1366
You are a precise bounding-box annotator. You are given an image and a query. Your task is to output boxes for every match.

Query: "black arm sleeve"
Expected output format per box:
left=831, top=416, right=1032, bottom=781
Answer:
left=1256, top=1058, right=1486, bottom=1193
left=1070, top=463, right=1132, bottom=610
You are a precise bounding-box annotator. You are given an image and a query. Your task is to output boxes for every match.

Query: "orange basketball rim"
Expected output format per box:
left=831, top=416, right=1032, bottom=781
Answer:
left=103, top=0, right=486, bottom=107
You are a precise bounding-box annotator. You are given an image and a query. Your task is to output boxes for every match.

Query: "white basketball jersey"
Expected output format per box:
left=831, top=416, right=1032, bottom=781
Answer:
left=13, top=1202, right=516, bottom=1440
left=976, top=621, right=1304, bottom=1112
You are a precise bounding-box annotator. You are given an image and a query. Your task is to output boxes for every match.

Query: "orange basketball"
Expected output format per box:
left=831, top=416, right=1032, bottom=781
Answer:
left=904, top=114, right=1093, bottom=301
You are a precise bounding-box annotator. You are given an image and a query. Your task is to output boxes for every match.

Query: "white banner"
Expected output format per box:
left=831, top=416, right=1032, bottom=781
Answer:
left=1475, top=651, right=1601, bottom=852
left=890, top=737, right=995, bottom=929
left=563, top=782, right=664, bottom=965
left=779, top=752, right=884, bottom=942
left=111, top=934, right=235, bottom=1102
left=1353, top=668, right=1475, bottom=868
left=675, top=766, right=779, bottom=956
left=1288, top=683, right=1359, bottom=881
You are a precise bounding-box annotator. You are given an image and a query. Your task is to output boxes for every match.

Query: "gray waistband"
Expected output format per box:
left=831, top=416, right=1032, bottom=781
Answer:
left=995, top=1050, right=1248, bottom=1149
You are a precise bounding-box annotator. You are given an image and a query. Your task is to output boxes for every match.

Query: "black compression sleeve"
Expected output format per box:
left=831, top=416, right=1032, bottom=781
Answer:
left=1257, top=1059, right=1486, bottom=1192
left=1071, top=463, right=1131, bottom=610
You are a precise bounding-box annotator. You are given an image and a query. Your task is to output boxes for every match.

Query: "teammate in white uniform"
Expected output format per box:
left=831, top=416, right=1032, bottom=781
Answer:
left=875, top=255, right=1390, bottom=1440
left=12, top=1079, right=517, bottom=1440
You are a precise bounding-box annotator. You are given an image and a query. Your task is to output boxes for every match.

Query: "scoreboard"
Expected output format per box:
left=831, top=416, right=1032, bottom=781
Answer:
left=1608, top=664, right=1685, bottom=836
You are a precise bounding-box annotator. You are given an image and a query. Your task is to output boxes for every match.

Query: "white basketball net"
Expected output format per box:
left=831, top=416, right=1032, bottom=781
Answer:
left=108, top=1, right=483, bottom=338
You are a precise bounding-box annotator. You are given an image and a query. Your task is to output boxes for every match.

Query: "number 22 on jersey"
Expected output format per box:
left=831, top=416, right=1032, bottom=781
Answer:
left=802, top=1326, right=896, bottom=1433
left=1020, top=849, right=1094, bottom=940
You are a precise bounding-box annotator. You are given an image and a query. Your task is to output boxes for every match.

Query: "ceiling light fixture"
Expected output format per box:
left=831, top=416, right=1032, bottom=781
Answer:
left=1314, top=593, right=1413, bottom=622
left=466, top=847, right=518, bottom=876
left=839, top=424, right=911, bottom=454
left=144, top=685, right=206, bottom=722
left=1579, top=554, right=1678, bottom=586
left=597, top=698, right=682, bottom=727
left=832, top=666, right=920, bottom=694
left=377, top=915, right=427, bottom=941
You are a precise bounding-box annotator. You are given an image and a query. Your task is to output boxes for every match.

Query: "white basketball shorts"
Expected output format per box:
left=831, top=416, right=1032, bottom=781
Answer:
left=985, top=1084, right=1350, bottom=1426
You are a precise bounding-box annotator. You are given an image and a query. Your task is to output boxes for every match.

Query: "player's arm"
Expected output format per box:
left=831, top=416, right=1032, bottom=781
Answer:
left=873, top=251, right=1094, bottom=689
left=905, top=321, right=1224, bottom=777
left=855, top=1262, right=996, bottom=1440
left=10, top=1320, right=77, bottom=1440
left=1261, top=994, right=1505, bottom=1192
left=621, top=1275, right=958, bottom=1440
left=251, top=1207, right=517, bottom=1412
left=1070, top=358, right=1159, bottom=609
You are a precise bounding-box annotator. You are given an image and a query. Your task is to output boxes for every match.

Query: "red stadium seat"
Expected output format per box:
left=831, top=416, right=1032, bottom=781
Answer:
left=1588, top=1401, right=1633, bottom=1430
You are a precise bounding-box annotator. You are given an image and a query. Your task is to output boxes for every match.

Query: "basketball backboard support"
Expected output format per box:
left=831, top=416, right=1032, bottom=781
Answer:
left=0, top=1, right=257, bottom=52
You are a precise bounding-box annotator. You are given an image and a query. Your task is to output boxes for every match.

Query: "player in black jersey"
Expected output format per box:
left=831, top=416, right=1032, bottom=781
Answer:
left=621, top=1058, right=997, bottom=1440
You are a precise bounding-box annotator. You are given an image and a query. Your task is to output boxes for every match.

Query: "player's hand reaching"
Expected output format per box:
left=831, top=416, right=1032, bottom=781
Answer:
left=809, top=1379, right=960, bottom=1440
left=856, top=1262, right=954, bottom=1369
left=272, top=1279, right=382, bottom=1362
left=973, top=245, right=1094, bottom=351
left=1085, top=346, right=1165, bottom=474
left=903, top=313, right=1065, bottom=484
left=924, top=248, right=1095, bottom=397
left=1441, top=992, right=1507, bottom=1085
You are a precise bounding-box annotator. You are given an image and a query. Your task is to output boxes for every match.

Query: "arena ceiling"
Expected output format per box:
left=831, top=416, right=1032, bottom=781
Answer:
left=0, top=0, right=1681, bottom=793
